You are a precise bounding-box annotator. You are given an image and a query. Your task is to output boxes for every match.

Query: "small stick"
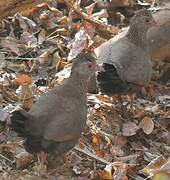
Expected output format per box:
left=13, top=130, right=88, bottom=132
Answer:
left=62, top=0, right=114, bottom=39
left=74, top=147, right=145, bottom=180
left=114, top=154, right=139, bottom=162
left=0, top=153, right=13, bottom=164
left=74, top=146, right=110, bottom=165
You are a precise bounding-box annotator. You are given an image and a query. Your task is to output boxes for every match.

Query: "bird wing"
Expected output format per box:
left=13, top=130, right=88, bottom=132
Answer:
left=96, top=36, right=152, bottom=85
left=25, top=83, right=86, bottom=142
left=25, top=87, right=66, bottom=137
left=43, top=97, right=86, bottom=142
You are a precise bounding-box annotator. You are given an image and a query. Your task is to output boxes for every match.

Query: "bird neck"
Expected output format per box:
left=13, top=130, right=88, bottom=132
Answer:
left=126, top=24, right=148, bottom=49
left=69, top=72, right=88, bottom=93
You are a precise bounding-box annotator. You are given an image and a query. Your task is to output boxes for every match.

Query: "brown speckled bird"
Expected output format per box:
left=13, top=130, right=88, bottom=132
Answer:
left=11, top=50, right=101, bottom=169
left=95, top=8, right=156, bottom=96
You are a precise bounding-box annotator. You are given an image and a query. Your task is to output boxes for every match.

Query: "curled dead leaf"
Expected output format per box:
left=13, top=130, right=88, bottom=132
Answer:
left=20, top=84, right=34, bottom=110
left=15, top=74, right=32, bottom=85
left=92, top=133, right=101, bottom=145
left=139, top=116, right=154, bottom=135
left=15, top=151, right=34, bottom=169
left=153, top=172, right=170, bottom=180
left=143, top=156, right=167, bottom=176
left=99, top=162, right=130, bottom=180
left=122, top=122, right=139, bottom=136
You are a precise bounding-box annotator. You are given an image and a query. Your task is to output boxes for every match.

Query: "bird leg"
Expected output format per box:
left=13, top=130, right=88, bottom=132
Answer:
left=61, top=153, right=72, bottom=168
left=37, top=151, right=47, bottom=176
left=129, top=93, right=136, bottom=114
left=115, top=95, right=127, bottom=112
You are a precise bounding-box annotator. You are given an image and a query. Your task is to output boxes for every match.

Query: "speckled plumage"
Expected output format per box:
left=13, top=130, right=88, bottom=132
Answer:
left=11, top=51, right=97, bottom=154
left=95, top=9, right=156, bottom=95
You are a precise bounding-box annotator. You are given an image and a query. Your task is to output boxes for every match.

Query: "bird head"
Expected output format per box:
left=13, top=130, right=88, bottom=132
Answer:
left=130, top=8, right=157, bottom=30
left=71, top=50, right=103, bottom=79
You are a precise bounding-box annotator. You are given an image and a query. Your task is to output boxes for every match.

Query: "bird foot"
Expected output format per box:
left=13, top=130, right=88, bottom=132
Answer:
left=38, top=163, right=47, bottom=177
left=37, top=151, right=48, bottom=177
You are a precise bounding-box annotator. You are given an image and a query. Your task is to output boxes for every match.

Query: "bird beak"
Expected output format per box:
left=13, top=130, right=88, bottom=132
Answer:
left=94, top=63, right=105, bottom=72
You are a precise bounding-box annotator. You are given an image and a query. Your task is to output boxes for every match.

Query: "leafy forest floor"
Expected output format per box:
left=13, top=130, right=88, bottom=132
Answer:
left=0, top=0, right=169, bottom=179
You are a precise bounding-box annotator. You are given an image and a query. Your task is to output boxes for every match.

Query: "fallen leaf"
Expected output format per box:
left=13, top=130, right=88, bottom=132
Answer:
left=112, top=162, right=129, bottom=180
left=92, top=146, right=105, bottom=158
left=15, top=74, right=32, bottom=85
left=0, top=109, right=7, bottom=122
left=122, top=122, right=139, bottom=136
left=153, top=172, right=170, bottom=180
left=100, top=162, right=129, bottom=180
left=160, top=157, right=170, bottom=173
left=20, top=84, right=34, bottom=110
left=67, top=29, right=88, bottom=60
left=15, top=151, right=34, bottom=169
left=139, top=116, right=154, bottom=135
left=99, top=165, right=112, bottom=180
left=92, top=133, right=101, bottom=145
left=85, top=2, right=96, bottom=16
left=143, top=156, right=167, bottom=176
left=1, top=38, right=21, bottom=55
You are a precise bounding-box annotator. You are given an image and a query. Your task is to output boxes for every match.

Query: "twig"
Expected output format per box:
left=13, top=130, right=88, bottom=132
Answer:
left=5, top=57, right=37, bottom=61
left=0, top=153, right=14, bottom=164
left=74, top=146, right=110, bottom=165
left=63, top=0, right=114, bottom=39
left=74, top=147, right=146, bottom=180
left=114, top=154, right=139, bottom=162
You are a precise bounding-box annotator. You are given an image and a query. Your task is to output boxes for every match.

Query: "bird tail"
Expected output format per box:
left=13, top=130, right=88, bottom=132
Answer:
left=97, top=63, right=133, bottom=95
left=23, top=136, right=42, bottom=154
left=11, top=110, right=42, bottom=154
left=10, top=109, right=29, bottom=137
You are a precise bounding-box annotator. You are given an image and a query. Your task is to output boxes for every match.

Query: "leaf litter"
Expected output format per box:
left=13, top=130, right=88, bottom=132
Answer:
left=0, top=0, right=169, bottom=179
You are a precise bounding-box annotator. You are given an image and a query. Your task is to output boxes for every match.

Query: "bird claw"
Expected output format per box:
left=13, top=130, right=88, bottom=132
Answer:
left=37, top=151, right=48, bottom=176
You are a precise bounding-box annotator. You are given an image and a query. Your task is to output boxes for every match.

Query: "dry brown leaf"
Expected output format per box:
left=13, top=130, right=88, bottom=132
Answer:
left=58, top=16, right=70, bottom=26
left=92, top=9, right=109, bottom=19
left=114, top=135, right=127, bottom=146
left=99, top=168, right=112, bottom=180
left=15, top=74, right=32, bottom=85
left=134, top=110, right=146, bottom=119
left=122, top=122, right=139, bottom=136
left=15, top=151, right=34, bottom=169
left=100, top=162, right=129, bottom=180
left=160, top=157, right=170, bottom=173
left=139, top=116, right=154, bottom=135
left=68, top=29, right=88, bottom=60
left=110, top=0, right=130, bottom=7
left=85, top=2, right=96, bottom=16
left=20, top=84, right=34, bottom=110
left=97, top=95, right=112, bottom=104
left=38, top=47, right=55, bottom=65
left=38, top=29, right=46, bottom=43
left=112, top=162, right=129, bottom=180
left=1, top=38, right=21, bottom=56
left=13, top=13, right=29, bottom=32
left=83, top=22, right=96, bottom=38
left=92, top=146, right=105, bottom=158
left=163, top=111, right=170, bottom=119
left=92, top=133, right=101, bottom=145
left=1, top=142, right=22, bottom=154
left=153, top=172, right=170, bottom=180
left=0, top=109, right=7, bottom=122
left=0, top=93, right=3, bottom=106
left=143, top=156, right=167, bottom=176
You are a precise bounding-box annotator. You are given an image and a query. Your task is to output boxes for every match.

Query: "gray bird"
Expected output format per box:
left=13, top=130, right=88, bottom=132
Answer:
left=11, top=50, right=101, bottom=165
left=95, top=8, right=156, bottom=95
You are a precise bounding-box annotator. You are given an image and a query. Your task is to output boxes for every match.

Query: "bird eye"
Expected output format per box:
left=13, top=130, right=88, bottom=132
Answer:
left=88, top=64, right=93, bottom=68
left=145, top=18, right=150, bottom=23
left=87, top=59, right=92, bottom=63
